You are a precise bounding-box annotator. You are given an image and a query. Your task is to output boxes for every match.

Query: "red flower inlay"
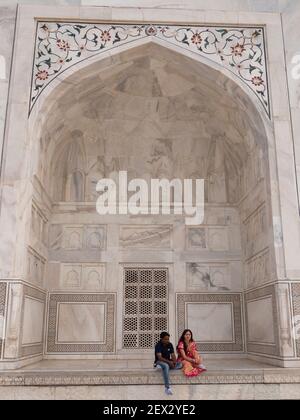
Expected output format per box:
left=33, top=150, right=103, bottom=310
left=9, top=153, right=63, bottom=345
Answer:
left=36, top=70, right=49, bottom=81
left=251, top=76, right=264, bottom=86
left=231, top=43, right=246, bottom=57
left=191, top=32, right=202, bottom=45
left=145, top=26, right=157, bottom=36
left=101, top=30, right=111, bottom=42
left=56, top=39, right=70, bottom=51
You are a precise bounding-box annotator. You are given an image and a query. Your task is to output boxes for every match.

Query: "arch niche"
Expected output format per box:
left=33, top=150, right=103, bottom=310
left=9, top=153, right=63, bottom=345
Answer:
left=29, top=41, right=278, bottom=360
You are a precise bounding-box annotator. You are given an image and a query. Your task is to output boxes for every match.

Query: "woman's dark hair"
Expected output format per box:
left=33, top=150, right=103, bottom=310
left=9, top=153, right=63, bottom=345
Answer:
left=160, top=331, right=170, bottom=339
left=177, top=329, right=194, bottom=353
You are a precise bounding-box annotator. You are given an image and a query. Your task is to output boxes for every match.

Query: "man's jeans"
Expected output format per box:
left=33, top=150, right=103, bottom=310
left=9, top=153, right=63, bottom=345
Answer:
left=155, top=361, right=182, bottom=388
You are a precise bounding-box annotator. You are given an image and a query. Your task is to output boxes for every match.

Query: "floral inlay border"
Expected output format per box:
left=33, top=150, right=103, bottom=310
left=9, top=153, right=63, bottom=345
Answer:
left=30, top=22, right=270, bottom=117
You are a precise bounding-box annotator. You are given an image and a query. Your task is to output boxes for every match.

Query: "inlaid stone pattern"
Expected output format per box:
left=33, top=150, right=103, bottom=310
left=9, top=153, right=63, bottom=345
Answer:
left=27, top=247, right=46, bottom=287
left=177, top=293, right=243, bottom=352
left=0, top=283, right=7, bottom=358
left=60, top=263, right=105, bottom=291
left=46, top=293, right=115, bottom=353
left=49, top=224, right=106, bottom=250
left=31, top=22, right=269, bottom=116
left=120, top=225, right=171, bottom=248
left=291, top=284, right=300, bottom=357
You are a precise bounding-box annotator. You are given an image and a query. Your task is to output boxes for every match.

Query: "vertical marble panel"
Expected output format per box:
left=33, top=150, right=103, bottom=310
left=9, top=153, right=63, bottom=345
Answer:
left=27, top=247, right=45, bottom=287
left=49, top=224, right=63, bottom=250
left=277, top=283, right=294, bottom=357
left=0, top=6, right=15, bottom=170
left=186, top=227, right=207, bottom=249
left=242, top=203, right=268, bottom=259
left=82, top=265, right=105, bottom=290
left=208, top=228, right=228, bottom=251
left=63, top=226, right=83, bottom=250
left=247, top=297, right=275, bottom=344
left=85, top=226, right=105, bottom=249
left=61, top=264, right=82, bottom=289
left=0, top=283, right=7, bottom=358
left=21, top=297, right=44, bottom=345
left=245, top=248, right=270, bottom=289
left=291, top=283, right=300, bottom=357
left=4, top=283, right=23, bottom=359
left=30, top=202, right=48, bottom=246
left=245, top=285, right=280, bottom=356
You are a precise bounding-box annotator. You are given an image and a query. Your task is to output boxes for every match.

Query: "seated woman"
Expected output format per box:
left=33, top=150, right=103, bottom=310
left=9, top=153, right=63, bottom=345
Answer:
left=176, top=329, right=207, bottom=377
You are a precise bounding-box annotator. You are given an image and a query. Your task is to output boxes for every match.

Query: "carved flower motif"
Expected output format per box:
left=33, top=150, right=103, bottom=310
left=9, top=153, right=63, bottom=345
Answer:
left=231, top=43, right=246, bottom=56
left=145, top=26, right=157, bottom=36
left=56, top=39, right=70, bottom=51
left=251, top=76, right=264, bottom=86
left=100, top=30, right=111, bottom=42
left=36, top=70, right=49, bottom=81
left=191, top=32, right=202, bottom=45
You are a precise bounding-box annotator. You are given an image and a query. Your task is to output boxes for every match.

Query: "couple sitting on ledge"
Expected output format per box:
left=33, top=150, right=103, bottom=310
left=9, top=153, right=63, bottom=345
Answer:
left=154, top=329, right=207, bottom=395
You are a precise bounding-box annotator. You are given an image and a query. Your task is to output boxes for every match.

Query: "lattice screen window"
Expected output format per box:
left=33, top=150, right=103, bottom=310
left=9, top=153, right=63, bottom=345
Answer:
left=123, top=268, right=168, bottom=349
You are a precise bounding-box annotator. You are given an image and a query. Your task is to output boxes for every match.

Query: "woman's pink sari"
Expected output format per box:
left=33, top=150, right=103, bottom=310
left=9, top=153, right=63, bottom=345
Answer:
left=177, top=341, right=206, bottom=377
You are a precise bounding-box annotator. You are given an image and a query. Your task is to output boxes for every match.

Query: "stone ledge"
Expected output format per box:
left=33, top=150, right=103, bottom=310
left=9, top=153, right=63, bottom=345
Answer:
left=1, top=369, right=300, bottom=386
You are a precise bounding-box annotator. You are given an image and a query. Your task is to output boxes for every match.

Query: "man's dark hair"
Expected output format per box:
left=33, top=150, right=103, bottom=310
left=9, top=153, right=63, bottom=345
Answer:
left=160, top=331, right=170, bottom=339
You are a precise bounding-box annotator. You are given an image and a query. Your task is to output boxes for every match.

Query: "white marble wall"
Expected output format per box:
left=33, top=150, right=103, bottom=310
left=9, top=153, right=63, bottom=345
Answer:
left=1, top=282, right=46, bottom=366
left=187, top=303, right=234, bottom=343
left=0, top=6, right=15, bottom=175
left=281, top=1, right=300, bottom=212
left=1, top=1, right=300, bottom=366
left=21, top=296, right=44, bottom=345
left=247, top=297, right=275, bottom=344
left=57, top=303, right=105, bottom=343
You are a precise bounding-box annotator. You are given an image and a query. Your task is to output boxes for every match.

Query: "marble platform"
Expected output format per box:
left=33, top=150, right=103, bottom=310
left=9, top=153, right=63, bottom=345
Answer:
left=1, top=358, right=300, bottom=400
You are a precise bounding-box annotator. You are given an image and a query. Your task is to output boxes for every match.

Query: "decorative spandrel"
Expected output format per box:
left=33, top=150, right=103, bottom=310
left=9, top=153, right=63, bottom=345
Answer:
left=30, top=22, right=270, bottom=117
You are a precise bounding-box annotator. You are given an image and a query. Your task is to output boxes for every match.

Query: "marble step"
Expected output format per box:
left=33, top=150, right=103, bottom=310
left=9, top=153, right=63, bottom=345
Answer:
left=1, top=359, right=300, bottom=386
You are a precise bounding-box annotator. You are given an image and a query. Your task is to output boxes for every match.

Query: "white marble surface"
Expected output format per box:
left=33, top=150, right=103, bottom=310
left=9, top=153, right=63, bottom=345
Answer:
left=120, top=225, right=171, bottom=248
left=0, top=1, right=300, bottom=368
left=57, top=303, right=105, bottom=343
left=60, top=263, right=105, bottom=290
left=247, top=297, right=275, bottom=344
left=0, top=6, right=15, bottom=178
left=187, top=303, right=234, bottom=342
left=21, top=297, right=44, bottom=345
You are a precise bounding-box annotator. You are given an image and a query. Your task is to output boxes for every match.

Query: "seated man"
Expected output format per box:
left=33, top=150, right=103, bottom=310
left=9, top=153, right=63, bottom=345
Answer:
left=154, top=331, right=182, bottom=395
